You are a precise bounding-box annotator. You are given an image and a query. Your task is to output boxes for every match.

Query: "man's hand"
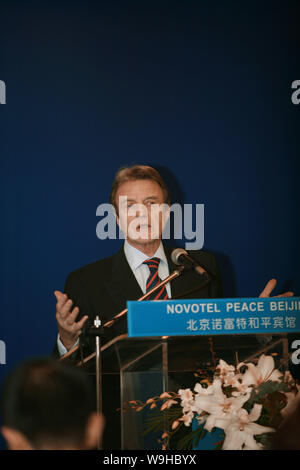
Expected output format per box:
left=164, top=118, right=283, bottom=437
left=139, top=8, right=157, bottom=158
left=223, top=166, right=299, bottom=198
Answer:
left=259, top=278, right=294, bottom=298
left=54, top=290, right=89, bottom=351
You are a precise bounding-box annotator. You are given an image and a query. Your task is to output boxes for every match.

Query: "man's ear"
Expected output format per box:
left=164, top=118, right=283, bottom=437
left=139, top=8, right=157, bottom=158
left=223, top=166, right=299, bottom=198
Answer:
left=115, top=209, right=120, bottom=227
left=84, top=413, right=105, bottom=449
left=1, top=426, right=33, bottom=450
left=113, top=204, right=122, bottom=231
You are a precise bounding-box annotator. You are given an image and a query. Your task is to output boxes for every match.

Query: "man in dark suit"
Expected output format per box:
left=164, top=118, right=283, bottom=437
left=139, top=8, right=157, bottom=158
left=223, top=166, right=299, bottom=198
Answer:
left=53, top=164, right=293, bottom=449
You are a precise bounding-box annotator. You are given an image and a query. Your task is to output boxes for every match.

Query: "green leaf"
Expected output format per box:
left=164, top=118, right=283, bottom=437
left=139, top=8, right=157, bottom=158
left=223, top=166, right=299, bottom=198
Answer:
left=142, top=405, right=183, bottom=436
left=177, top=427, right=204, bottom=450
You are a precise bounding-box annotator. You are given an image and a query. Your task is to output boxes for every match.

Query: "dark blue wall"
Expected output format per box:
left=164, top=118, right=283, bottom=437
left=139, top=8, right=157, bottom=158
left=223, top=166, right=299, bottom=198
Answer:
left=0, top=0, right=299, bottom=446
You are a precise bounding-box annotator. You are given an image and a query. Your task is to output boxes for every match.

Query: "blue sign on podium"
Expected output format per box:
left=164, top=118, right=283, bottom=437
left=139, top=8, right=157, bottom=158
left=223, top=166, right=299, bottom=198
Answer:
left=127, top=297, right=300, bottom=338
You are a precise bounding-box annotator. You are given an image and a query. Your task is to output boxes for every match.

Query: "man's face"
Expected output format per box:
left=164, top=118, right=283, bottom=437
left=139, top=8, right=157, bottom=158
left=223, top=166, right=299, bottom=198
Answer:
left=115, top=179, right=169, bottom=246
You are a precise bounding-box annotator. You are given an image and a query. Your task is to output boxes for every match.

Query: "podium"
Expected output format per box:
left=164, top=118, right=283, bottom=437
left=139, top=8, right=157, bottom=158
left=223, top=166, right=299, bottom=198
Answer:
left=79, top=297, right=300, bottom=450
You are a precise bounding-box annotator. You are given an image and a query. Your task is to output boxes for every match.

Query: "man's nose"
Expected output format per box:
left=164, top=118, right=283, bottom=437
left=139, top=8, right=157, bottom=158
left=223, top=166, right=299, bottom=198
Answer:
left=133, top=204, right=148, bottom=219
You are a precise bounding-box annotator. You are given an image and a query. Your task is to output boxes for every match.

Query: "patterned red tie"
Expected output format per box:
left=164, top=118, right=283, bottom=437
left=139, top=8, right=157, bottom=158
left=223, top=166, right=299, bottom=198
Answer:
left=143, top=257, right=169, bottom=300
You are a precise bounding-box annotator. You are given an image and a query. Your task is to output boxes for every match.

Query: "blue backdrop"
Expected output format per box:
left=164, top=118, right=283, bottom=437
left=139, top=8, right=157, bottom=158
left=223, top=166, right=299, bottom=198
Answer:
left=0, top=0, right=299, bottom=448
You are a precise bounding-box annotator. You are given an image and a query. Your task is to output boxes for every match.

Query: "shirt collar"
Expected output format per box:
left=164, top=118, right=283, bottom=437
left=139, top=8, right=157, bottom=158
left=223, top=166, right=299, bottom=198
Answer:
left=124, top=240, right=168, bottom=271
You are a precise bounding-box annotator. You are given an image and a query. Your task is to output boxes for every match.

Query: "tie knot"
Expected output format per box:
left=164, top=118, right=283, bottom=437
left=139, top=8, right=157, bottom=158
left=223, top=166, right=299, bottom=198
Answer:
left=143, top=257, right=160, bottom=271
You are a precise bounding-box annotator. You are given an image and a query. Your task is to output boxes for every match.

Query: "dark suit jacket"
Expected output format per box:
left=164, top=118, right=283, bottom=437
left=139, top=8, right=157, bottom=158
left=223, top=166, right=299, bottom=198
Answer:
left=54, top=244, right=223, bottom=355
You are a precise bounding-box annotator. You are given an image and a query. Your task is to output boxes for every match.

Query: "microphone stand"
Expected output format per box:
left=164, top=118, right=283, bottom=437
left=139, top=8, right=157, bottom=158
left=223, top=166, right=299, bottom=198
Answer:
left=86, top=315, right=103, bottom=450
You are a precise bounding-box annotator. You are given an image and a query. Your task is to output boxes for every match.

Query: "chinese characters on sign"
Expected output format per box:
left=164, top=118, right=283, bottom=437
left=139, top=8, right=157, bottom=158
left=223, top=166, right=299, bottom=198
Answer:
left=163, top=299, right=300, bottom=335
left=186, top=316, right=297, bottom=332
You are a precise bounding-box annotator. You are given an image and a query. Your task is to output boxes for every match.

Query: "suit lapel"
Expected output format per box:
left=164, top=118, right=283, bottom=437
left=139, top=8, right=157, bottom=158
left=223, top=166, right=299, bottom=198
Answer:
left=103, top=245, right=143, bottom=312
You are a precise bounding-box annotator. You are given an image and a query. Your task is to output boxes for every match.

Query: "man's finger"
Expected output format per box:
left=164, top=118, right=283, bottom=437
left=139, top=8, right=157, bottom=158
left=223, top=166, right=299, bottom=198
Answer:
left=54, top=290, right=64, bottom=300
left=68, top=315, right=89, bottom=333
left=56, top=312, right=64, bottom=328
left=54, top=290, right=66, bottom=305
left=59, top=299, right=74, bottom=320
left=76, top=315, right=89, bottom=331
left=68, top=306, right=81, bottom=324
left=55, top=291, right=68, bottom=313
left=273, top=291, right=294, bottom=298
left=259, top=278, right=277, bottom=298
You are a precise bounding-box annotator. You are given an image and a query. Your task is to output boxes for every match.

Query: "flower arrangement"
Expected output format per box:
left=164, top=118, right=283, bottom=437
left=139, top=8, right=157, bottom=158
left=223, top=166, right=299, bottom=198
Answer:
left=125, top=355, right=300, bottom=450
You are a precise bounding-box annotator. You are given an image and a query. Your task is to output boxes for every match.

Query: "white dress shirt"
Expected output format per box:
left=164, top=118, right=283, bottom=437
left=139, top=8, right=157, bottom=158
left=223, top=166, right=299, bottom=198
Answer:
left=57, top=241, right=171, bottom=356
left=123, top=240, right=171, bottom=297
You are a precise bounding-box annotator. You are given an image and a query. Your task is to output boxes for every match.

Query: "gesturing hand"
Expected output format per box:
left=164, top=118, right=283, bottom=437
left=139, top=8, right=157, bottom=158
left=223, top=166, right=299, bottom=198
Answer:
left=259, top=278, right=294, bottom=298
left=54, top=290, right=89, bottom=351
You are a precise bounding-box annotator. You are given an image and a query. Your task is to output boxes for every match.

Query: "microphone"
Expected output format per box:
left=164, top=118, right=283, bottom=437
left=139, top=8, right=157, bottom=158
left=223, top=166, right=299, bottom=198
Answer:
left=171, top=248, right=211, bottom=279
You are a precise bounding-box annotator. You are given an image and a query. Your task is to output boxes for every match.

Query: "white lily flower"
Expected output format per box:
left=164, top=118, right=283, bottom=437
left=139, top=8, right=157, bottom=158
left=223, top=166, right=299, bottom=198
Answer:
left=191, top=398, right=203, bottom=415
left=231, top=378, right=253, bottom=397
left=194, top=382, right=215, bottom=395
left=178, top=388, right=194, bottom=412
left=195, top=379, right=250, bottom=432
left=178, top=388, right=193, bottom=402
left=215, top=359, right=249, bottom=393
left=191, top=383, right=215, bottom=414
left=238, top=355, right=282, bottom=387
left=216, top=359, right=236, bottom=377
left=222, top=404, right=275, bottom=450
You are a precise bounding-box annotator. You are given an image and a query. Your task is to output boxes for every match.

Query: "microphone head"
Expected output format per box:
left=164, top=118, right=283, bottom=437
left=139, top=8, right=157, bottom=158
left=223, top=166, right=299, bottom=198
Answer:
left=171, top=248, right=188, bottom=265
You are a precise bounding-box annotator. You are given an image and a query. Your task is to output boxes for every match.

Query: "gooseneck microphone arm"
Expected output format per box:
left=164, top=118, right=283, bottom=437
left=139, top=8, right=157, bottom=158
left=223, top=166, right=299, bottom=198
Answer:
left=103, top=265, right=185, bottom=328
